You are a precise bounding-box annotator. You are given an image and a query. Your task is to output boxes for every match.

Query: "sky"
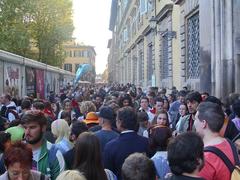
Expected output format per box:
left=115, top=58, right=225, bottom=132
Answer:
left=72, top=0, right=112, bottom=74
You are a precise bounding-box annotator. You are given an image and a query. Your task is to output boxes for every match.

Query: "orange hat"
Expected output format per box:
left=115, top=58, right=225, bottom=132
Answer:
left=83, top=112, right=99, bottom=124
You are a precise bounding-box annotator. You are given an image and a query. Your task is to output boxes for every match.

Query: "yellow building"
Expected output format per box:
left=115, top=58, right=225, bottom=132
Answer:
left=63, top=39, right=96, bottom=82
left=108, top=0, right=181, bottom=90
left=63, top=39, right=96, bottom=73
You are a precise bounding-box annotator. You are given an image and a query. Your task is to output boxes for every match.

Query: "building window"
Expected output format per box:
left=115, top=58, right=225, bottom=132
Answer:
left=139, top=51, right=144, bottom=82
left=64, top=64, right=72, bottom=72
left=147, top=44, right=153, bottom=81
left=140, top=0, right=147, bottom=15
left=186, top=12, right=200, bottom=79
left=161, top=35, right=169, bottom=79
left=122, top=0, right=128, bottom=11
left=74, top=50, right=77, bottom=57
left=69, top=51, right=72, bottom=57
left=65, top=51, right=70, bottom=57
left=123, top=28, right=128, bottom=42
left=133, top=57, right=137, bottom=83
left=84, top=50, right=88, bottom=57
left=87, top=51, right=91, bottom=57
left=147, top=0, right=153, bottom=13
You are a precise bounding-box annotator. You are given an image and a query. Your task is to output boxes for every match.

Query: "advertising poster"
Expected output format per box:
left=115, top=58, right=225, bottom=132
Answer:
left=0, top=61, right=4, bottom=95
left=59, top=74, right=64, bottom=88
left=45, top=71, right=52, bottom=98
left=36, top=69, right=45, bottom=99
left=4, top=63, right=21, bottom=97
left=25, top=67, right=36, bottom=97
left=52, top=73, right=59, bottom=94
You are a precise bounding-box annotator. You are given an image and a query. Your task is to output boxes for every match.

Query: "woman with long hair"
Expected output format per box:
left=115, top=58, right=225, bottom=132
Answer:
left=149, top=126, right=172, bottom=179
left=143, top=110, right=170, bottom=138
left=118, top=94, right=133, bottom=107
left=51, top=119, right=73, bottom=153
left=74, top=132, right=116, bottom=180
left=151, top=110, right=170, bottom=127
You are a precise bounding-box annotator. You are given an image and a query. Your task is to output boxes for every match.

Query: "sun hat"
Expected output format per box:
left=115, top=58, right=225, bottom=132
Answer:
left=83, top=112, right=99, bottom=124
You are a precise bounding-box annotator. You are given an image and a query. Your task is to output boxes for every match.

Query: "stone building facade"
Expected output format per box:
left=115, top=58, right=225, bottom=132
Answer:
left=108, top=0, right=240, bottom=99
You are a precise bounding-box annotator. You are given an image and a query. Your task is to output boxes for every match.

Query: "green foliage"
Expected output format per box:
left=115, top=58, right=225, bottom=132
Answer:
left=0, top=0, right=34, bottom=56
left=0, top=0, right=74, bottom=66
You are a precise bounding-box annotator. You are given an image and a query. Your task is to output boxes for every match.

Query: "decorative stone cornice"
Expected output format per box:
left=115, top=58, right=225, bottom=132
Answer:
left=156, top=4, right=173, bottom=22
left=172, top=0, right=185, bottom=5
left=135, top=35, right=144, bottom=44
left=142, top=25, right=152, bottom=36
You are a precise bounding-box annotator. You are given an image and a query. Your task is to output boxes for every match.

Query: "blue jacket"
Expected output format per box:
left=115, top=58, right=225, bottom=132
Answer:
left=103, top=131, right=149, bottom=179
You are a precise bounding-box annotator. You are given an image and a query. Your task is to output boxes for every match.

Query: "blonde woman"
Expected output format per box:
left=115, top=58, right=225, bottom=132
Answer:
left=51, top=119, right=73, bottom=153
left=56, top=170, right=86, bottom=180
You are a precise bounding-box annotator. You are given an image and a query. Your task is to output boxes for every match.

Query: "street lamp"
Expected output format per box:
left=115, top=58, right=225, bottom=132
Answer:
left=149, top=16, right=177, bottom=39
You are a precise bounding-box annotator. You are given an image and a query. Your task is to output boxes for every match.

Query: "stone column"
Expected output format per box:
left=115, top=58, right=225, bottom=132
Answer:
left=234, top=0, right=240, bottom=93
left=213, top=0, right=222, bottom=98
left=221, top=0, right=234, bottom=97
left=199, top=0, right=211, bottom=94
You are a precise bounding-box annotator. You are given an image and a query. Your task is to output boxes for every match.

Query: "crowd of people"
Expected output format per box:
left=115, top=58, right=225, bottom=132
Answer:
left=0, top=83, right=240, bottom=180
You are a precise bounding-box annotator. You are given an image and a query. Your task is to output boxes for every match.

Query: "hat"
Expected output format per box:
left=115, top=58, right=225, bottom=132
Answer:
left=98, top=106, right=114, bottom=121
left=84, top=112, right=99, bottom=124
left=5, top=126, right=24, bottom=142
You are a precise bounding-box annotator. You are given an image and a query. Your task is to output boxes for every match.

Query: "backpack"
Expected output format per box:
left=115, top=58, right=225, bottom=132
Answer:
left=204, top=139, right=240, bottom=180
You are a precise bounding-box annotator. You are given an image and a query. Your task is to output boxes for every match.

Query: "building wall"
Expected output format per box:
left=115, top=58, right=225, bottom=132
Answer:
left=172, top=6, right=181, bottom=90
left=177, top=0, right=200, bottom=91
left=108, top=0, right=240, bottom=98
left=174, top=0, right=240, bottom=99
left=63, top=39, right=96, bottom=74
left=108, top=0, right=181, bottom=90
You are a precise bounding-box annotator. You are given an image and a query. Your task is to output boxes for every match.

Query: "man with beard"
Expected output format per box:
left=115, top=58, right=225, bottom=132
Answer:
left=21, top=110, right=65, bottom=180
left=176, top=91, right=202, bottom=133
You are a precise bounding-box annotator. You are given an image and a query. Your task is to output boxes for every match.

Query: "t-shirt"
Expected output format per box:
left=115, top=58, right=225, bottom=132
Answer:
left=151, top=151, right=170, bottom=179
left=32, top=148, right=41, bottom=171
left=198, top=140, right=235, bottom=180
left=167, top=175, right=205, bottom=180
left=95, top=130, right=119, bottom=153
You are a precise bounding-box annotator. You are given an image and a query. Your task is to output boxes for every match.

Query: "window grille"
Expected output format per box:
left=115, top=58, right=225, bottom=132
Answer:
left=161, top=35, right=168, bottom=79
left=64, top=64, right=72, bottom=72
left=147, top=45, right=153, bottom=81
left=138, top=51, right=144, bottom=82
left=187, top=12, right=200, bottom=79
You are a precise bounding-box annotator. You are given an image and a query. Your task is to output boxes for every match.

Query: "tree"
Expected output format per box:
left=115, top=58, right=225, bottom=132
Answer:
left=0, top=0, right=34, bottom=56
left=0, top=0, right=74, bottom=66
left=30, top=0, right=74, bottom=66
